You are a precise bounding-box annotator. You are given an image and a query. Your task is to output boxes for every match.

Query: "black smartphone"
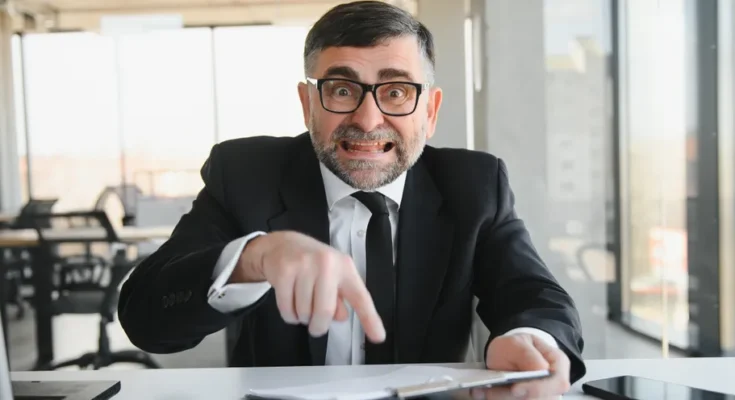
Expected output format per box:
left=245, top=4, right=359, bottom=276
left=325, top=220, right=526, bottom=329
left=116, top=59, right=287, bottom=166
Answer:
left=582, top=375, right=735, bottom=400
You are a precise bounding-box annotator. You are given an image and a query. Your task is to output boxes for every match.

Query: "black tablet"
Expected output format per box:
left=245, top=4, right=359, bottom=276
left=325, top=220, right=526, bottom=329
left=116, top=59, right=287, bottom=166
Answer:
left=582, top=375, right=735, bottom=399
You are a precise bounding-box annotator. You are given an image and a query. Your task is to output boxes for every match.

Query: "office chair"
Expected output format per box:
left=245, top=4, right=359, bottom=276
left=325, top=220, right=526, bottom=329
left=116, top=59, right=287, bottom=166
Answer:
left=93, top=185, right=142, bottom=227
left=2, top=198, right=58, bottom=319
left=29, top=210, right=161, bottom=370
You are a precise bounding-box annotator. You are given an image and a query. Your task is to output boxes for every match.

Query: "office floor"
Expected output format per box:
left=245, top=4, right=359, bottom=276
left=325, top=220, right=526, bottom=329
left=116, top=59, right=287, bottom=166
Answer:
left=4, top=306, right=684, bottom=371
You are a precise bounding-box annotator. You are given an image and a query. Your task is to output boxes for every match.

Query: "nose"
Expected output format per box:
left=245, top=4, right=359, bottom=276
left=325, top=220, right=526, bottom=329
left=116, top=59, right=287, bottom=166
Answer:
left=350, top=92, right=385, bottom=133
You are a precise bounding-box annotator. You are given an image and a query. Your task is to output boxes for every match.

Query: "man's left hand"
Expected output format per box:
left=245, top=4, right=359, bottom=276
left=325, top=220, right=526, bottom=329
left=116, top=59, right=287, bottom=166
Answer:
left=470, top=333, right=571, bottom=399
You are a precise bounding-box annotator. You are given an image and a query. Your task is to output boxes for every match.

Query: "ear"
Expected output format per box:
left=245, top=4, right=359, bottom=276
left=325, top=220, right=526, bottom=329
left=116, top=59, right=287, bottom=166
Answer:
left=424, top=87, right=442, bottom=140
left=298, top=81, right=312, bottom=129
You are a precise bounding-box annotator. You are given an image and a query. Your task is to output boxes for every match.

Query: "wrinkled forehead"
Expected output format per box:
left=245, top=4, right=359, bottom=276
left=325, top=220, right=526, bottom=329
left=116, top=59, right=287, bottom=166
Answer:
left=310, top=36, right=427, bottom=83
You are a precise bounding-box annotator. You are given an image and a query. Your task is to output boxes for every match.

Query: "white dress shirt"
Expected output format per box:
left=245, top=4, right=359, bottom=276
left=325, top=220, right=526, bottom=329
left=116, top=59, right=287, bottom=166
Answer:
left=206, top=162, right=558, bottom=365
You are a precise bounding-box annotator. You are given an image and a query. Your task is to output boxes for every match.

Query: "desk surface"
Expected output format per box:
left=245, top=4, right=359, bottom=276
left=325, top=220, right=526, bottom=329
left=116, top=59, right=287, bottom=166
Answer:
left=9, top=358, right=735, bottom=399
left=0, top=226, right=173, bottom=247
left=0, top=213, right=13, bottom=223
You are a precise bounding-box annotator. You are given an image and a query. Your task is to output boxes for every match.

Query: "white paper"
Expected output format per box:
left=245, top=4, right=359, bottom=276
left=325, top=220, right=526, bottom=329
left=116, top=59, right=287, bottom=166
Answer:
left=248, top=366, right=548, bottom=400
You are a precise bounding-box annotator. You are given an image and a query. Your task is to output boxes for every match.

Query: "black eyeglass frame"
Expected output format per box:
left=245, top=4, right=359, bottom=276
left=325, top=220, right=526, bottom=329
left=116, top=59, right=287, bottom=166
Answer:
left=306, top=77, right=430, bottom=117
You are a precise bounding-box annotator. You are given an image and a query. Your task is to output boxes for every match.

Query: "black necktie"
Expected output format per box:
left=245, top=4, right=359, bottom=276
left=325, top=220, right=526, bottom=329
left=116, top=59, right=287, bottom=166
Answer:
left=351, top=191, right=394, bottom=364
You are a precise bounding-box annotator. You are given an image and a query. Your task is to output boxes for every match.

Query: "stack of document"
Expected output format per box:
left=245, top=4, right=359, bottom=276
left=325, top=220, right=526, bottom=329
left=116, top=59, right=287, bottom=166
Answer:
left=247, top=365, right=549, bottom=400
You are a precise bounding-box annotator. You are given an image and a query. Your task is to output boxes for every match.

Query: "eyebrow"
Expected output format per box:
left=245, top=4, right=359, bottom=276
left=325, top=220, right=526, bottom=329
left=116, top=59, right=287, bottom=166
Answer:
left=322, top=66, right=416, bottom=83
left=377, top=68, right=415, bottom=82
left=323, top=66, right=360, bottom=80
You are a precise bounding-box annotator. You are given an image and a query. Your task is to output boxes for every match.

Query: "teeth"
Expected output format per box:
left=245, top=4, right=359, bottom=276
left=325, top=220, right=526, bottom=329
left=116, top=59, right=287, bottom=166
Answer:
left=340, top=140, right=393, bottom=153
left=347, top=142, right=385, bottom=146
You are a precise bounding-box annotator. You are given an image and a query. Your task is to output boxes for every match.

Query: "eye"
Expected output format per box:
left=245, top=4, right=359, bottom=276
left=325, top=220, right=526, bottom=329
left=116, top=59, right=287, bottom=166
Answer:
left=329, top=85, right=354, bottom=97
left=378, top=83, right=413, bottom=103
left=388, top=88, right=407, bottom=98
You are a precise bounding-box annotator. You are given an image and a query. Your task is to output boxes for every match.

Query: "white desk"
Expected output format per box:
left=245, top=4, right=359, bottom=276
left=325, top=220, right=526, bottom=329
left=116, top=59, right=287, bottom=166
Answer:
left=10, top=358, right=735, bottom=399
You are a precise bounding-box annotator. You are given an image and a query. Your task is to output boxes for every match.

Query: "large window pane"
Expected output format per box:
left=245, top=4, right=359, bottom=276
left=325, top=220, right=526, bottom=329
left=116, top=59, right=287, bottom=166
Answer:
left=621, top=0, right=689, bottom=348
left=117, top=28, right=216, bottom=199
left=21, top=32, right=119, bottom=211
left=214, top=25, right=310, bottom=141
left=543, top=0, right=614, bottom=358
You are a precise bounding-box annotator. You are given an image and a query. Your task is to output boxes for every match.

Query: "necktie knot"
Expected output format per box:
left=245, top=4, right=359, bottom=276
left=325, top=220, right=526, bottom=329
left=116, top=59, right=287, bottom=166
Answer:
left=351, top=191, right=389, bottom=215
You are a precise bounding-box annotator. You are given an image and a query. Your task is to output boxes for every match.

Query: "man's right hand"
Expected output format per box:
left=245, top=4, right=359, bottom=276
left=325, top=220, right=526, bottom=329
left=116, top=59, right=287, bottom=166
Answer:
left=231, top=231, right=386, bottom=343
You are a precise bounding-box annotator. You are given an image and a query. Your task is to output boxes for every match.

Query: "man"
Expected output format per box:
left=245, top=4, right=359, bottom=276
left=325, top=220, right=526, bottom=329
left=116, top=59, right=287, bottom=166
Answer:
left=118, top=1, right=585, bottom=398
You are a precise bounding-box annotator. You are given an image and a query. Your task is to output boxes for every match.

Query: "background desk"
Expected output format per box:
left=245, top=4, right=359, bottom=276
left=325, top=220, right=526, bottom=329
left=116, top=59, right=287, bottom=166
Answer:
left=0, top=226, right=173, bottom=248
left=0, top=226, right=173, bottom=368
left=0, top=214, right=14, bottom=230
left=9, top=358, right=735, bottom=399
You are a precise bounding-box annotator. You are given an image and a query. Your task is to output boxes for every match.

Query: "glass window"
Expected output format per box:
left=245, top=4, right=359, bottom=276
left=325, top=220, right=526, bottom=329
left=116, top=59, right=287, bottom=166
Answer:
left=20, top=32, right=120, bottom=212
left=116, top=28, right=216, bottom=199
left=619, top=0, right=689, bottom=348
left=213, top=25, right=310, bottom=141
left=543, top=0, right=614, bottom=358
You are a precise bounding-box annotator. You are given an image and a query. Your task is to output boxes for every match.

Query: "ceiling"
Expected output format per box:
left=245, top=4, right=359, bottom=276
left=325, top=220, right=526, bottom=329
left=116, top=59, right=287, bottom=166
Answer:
left=14, top=0, right=321, bottom=12
left=6, top=0, right=416, bottom=32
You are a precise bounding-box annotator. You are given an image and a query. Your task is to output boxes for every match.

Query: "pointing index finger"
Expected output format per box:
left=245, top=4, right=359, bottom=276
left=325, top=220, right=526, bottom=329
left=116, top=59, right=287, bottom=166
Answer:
left=339, top=273, right=386, bottom=343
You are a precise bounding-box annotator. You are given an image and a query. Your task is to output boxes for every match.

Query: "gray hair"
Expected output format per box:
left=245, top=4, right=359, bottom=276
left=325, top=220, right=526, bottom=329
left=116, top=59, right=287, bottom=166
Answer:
left=303, top=1, right=436, bottom=85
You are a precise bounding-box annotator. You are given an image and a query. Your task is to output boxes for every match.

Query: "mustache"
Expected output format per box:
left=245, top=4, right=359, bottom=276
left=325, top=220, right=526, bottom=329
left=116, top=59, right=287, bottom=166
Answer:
left=331, top=125, right=402, bottom=143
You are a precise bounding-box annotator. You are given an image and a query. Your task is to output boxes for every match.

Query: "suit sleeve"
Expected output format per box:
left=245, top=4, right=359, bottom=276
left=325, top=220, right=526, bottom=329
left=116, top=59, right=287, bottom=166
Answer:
left=117, top=143, right=270, bottom=354
left=472, top=158, right=586, bottom=383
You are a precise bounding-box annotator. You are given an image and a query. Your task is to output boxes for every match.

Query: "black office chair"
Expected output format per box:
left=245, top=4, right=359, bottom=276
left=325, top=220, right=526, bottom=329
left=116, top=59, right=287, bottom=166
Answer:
left=28, top=210, right=160, bottom=370
left=2, top=198, right=58, bottom=319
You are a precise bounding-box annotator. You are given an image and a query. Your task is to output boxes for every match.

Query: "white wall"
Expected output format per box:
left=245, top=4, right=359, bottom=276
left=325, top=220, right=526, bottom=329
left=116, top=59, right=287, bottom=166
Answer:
left=417, top=0, right=489, bottom=362
left=416, top=0, right=471, bottom=150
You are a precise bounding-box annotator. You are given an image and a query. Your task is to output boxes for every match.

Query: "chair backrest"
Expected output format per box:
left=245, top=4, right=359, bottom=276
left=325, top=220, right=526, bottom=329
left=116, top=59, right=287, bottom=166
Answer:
left=11, top=198, right=58, bottom=229
left=28, top=210, right=120, bottom=245
left=29, top=212, right=127, bottom=317
left=94, top=185, right=142, bottom=226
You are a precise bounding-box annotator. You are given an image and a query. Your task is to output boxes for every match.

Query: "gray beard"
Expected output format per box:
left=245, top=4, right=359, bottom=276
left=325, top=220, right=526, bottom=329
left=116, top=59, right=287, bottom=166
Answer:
left=309, top=119, right=426, bottom=190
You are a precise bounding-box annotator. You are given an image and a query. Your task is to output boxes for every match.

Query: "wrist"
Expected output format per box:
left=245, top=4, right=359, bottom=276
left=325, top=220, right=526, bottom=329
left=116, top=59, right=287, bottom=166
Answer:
left=230, top=234, right=268, bottom=283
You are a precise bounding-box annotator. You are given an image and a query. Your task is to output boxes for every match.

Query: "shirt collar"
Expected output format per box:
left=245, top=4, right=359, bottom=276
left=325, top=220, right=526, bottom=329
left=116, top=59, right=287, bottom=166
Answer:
left=319, top=162, right=406, bottom=210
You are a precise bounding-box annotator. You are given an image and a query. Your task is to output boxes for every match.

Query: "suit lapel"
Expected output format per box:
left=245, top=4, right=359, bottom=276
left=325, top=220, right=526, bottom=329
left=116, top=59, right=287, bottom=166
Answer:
left=395, top=160, right=454, bottom=363
left=267, top=134, right=330, bottom=366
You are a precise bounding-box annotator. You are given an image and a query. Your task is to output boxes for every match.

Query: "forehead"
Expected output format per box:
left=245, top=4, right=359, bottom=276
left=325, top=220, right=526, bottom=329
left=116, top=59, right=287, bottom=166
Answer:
left=312, top=36, right=425, bottom=81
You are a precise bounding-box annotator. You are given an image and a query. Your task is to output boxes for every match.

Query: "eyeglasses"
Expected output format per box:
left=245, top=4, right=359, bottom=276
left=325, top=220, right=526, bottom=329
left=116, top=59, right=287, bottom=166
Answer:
left=306, top=77, right=430, bottom=116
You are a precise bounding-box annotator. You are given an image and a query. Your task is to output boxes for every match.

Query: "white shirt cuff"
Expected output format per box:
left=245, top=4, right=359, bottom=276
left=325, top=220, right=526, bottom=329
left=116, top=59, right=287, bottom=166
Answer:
left=207, top=231, right=272, bottom=313
left=503, top=327, right=558, bottom=348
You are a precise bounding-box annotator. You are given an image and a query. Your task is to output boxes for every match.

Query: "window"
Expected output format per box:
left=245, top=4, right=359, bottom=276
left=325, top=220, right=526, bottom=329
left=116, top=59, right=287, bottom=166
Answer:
left=214, top=25, right=310, bottom=141
left=20, top=32, right=120, bottom=211
left=543, top=0, right=614, bottom=358
left=619, top=0, right=689, bottom=348
left=116, top=28, right=216, bottom=198
left=14, top=24, right=313, bottom=222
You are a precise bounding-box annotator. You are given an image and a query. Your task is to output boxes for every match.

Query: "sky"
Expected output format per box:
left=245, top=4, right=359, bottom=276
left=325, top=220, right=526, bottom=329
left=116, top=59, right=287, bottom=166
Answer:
left=544, top=0, right=611, bottom=55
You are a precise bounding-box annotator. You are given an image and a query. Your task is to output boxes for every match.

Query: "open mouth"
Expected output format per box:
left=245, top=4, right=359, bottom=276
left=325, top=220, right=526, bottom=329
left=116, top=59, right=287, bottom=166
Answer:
left=339, top=140, right=395, bottom=153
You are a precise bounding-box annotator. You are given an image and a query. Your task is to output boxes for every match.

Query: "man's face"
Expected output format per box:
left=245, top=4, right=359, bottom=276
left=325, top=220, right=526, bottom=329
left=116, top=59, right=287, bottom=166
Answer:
left=298, top=36, right=442, bottom=190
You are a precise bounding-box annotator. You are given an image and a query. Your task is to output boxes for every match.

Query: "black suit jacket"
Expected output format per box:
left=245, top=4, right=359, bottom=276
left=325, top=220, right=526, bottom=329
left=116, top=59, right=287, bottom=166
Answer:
left=118, top=132, right=586, bottom=382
